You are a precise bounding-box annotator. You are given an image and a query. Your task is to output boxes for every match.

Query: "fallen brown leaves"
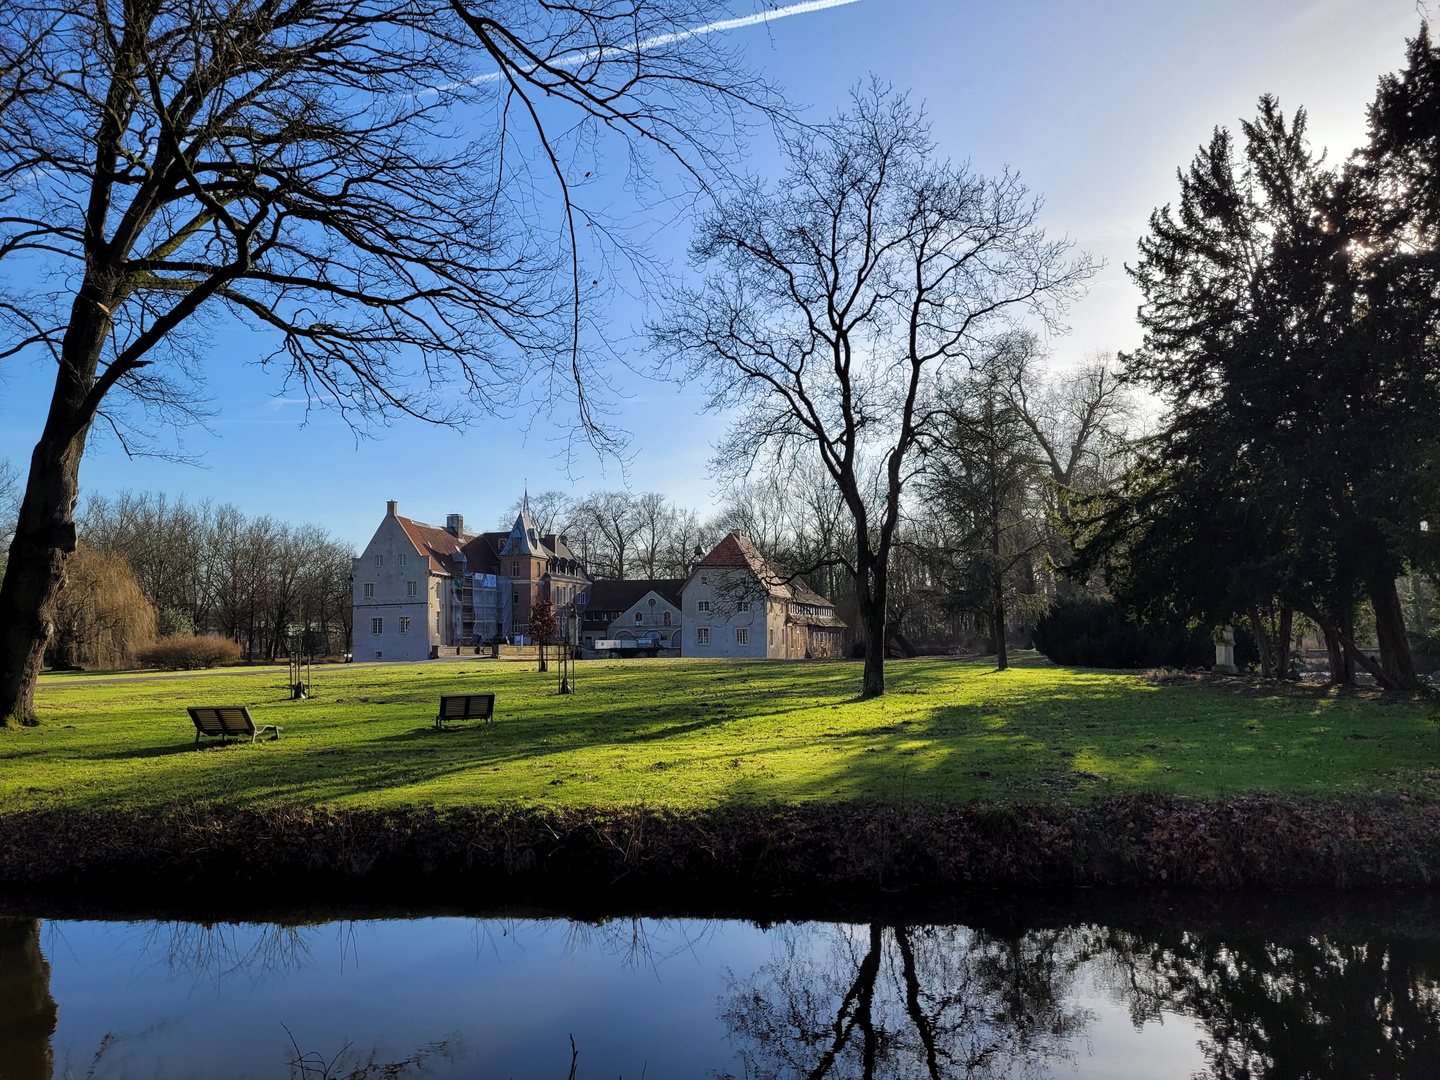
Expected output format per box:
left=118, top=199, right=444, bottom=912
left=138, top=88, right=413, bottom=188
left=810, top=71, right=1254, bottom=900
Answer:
left=1, top=795, right=1437, bottom=894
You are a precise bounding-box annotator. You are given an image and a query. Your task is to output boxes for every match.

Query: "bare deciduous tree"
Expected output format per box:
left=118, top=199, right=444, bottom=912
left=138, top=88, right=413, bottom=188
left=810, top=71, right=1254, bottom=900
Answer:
left=570, top=491, right=644, bottom=579
left=655, top=87, right=1093, bottom=696
left=0, top=0, right=778, bottom=722
left=498, top=491, right=574, bottom=538
left=922, top=350, right=1047, bottom=670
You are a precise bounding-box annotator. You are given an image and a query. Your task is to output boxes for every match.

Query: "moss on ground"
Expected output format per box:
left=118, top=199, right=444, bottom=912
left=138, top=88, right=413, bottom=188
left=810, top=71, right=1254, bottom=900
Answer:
left=7, top=653, right=1439, bottom=813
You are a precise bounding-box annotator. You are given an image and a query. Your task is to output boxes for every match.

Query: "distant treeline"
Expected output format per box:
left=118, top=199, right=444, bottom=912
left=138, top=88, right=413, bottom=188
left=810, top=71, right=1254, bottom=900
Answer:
left=74, top=492, right=354, bottom=664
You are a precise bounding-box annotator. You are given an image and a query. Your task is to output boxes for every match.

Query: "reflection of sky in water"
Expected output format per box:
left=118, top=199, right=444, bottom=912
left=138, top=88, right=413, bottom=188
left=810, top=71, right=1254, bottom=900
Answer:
left=39, top=918, right=1206, bottom=1078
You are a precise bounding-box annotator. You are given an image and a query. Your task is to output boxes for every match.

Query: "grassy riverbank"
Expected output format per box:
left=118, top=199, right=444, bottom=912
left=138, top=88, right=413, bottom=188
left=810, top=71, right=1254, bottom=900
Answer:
left=8, top=655, right=1439, bottom=814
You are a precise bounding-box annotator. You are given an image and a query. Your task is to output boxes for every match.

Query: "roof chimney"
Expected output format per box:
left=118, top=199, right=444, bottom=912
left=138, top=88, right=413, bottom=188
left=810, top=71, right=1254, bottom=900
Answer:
left=386, top=500, right=398, bottom=517
left=446, top=513, right=464, bottom=537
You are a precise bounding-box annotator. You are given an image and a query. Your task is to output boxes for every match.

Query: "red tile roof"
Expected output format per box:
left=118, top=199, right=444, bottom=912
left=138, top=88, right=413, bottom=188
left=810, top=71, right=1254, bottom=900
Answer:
left=697, top=532, right=771, bottom=577
left=693, top=532, right=846, bottom=626
left=396, top=516, right=470, bottom=576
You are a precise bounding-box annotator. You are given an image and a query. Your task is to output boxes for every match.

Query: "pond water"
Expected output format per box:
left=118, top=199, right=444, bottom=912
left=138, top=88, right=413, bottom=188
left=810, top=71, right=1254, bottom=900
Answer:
left=3, top=893, right=1439, bottom=1079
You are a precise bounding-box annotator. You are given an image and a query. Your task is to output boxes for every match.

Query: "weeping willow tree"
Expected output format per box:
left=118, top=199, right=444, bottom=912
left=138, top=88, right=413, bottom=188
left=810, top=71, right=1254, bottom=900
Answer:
left=48, top=544, right=156, bottom=670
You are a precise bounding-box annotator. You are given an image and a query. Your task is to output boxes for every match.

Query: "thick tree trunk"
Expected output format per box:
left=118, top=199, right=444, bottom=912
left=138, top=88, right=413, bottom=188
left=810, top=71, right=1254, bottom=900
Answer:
left=993, top=584, right=1008, bottom=671
left=0, top=286, right=112, bottom=724
left=860, top=598, right=886, bottom=698
left=1247, top=605, right=1275, bottom=679
left=0, top=918, right=57, bottom=1080
left=852, top=538, right=888, bottom=698
left=1367, top=571, right=1421, bottom=691
left=0, top=422, right=91, bottom=725
left=1324, top=623, right=1354, bottom=686
left=1277, top=604, right=1294, bottom=679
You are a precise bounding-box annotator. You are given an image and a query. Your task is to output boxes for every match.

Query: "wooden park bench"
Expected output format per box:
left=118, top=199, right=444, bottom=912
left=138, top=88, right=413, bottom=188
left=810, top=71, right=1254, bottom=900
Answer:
left=435, top=693, right=495, bottom=730
left=188, top=706, right=282, bottom=747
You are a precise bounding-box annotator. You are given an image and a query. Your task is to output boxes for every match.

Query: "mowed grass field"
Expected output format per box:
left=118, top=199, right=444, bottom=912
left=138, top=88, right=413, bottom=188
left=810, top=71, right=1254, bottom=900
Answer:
left=6, top=654, right=1440, bottom=813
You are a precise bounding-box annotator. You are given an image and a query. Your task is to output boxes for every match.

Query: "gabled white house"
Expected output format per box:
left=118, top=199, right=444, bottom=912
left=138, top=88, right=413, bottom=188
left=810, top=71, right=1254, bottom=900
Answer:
left=580, top=579, right=684, bottom=651
left=352, top=500, right=470, bottom=661
left=681, top=532, right=845, bottom=659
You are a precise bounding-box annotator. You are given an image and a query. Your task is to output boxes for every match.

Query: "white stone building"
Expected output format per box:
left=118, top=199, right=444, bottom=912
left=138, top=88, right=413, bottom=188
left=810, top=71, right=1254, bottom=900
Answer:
left=352, top=500, right=469, bottom=662
left=352, top=500, right=591, bottom=661
left=681, top=532, right=845, bottom=659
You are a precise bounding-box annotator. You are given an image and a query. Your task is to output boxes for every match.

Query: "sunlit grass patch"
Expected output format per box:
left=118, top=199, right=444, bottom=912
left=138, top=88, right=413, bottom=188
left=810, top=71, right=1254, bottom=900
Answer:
left=2, top=654, right=1437, bottom=813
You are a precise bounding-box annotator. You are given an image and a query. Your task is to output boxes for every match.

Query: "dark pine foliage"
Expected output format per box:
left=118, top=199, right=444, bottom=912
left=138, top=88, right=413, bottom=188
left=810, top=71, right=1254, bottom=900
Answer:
left=1031, top=598, right=1216, bottom=670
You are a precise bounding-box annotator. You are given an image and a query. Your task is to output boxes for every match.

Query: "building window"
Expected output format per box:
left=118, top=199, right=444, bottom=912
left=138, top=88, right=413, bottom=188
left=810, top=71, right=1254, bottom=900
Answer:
left=363, top=582, right=374, bottom=599
left=512, top=561, right=520, bottom=576
left=634, top=611, right=643, bottom=624
left=371, top=617, right=383, bottom=635
left=513, top=589, right=519, bottom=604
left=663, top=611, right=671, bottom=626
left=697, top=600, right=710, bottom=612
left=398, top=553, right=407, bottom=567
left=436, top=613, right=441, bottom=635
left=738, top=601, right=750, bottom=611
left=697, top=627, right=710, bottom=645
left=700, top=575, right=708, bottom=584
left=735, top=628, right=748, bottom=645
left=406, top=580, right=417, bottom=597
left=399, top=616, right=411, bottom=634
left=375, top=554, right=383, bottom=567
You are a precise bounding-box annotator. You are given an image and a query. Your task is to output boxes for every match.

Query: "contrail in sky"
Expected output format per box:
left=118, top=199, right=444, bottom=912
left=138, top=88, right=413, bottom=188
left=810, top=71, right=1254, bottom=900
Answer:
left=466, top=0, right=866, bottom=85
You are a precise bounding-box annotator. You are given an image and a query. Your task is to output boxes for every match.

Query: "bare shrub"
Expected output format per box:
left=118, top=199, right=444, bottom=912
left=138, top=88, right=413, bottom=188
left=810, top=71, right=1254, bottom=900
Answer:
left=137, top=635, right=242, bottom=671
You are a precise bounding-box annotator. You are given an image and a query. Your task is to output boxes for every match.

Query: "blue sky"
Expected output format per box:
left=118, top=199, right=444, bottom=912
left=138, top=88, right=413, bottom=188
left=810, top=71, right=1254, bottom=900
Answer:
left=0, top=0, right=1420, bottom=548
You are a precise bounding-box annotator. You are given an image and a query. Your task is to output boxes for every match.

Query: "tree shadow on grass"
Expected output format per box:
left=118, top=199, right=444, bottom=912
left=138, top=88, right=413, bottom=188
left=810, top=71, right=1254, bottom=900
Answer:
left=77, top=741, right=216, bottom=760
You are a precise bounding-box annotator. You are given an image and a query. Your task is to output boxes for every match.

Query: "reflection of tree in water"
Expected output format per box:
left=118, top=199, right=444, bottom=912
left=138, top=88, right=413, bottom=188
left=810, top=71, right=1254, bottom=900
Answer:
left=0, top=918, right=57, bottom=1080
left=138, top=920, right=322, bottom=984
left=560, top=916, right=721, bottom=974
left=1093, top=927, right=1440, bottom=1079
left=718, top=923, right=1090, bottom=1080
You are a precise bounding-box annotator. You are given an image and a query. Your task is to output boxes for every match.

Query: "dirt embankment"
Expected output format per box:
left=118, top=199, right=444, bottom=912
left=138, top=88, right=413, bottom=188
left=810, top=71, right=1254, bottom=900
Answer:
left=3, top=796, right=1440, bottom=897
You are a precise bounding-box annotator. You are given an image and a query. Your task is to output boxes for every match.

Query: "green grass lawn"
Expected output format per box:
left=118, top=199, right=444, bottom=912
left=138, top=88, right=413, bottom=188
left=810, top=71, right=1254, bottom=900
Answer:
left=7, top=654, right=1440, bottom=813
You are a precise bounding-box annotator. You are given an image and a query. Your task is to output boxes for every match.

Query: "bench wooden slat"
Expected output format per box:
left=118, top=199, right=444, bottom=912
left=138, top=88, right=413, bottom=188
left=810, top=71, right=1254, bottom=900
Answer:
left=188, top=705, right=282, bottom=747
left=435, top=693, right=495, bottom=729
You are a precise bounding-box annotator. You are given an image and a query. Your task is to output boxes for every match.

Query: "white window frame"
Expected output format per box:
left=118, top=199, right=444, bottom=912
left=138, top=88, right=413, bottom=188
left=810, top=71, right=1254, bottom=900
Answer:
left=363, top=582, right=374, bottom=599
left=375, top=553, right=383, bottom=567
left=697, top=600, right=710, bottom=612
left=406, top=580, right=418, bottom=597
left=398, top=552, right=407, bottom=567
left=399, top=616, right=411, bottom=634
left=735, top=627, right=748, bottom=645
left=370, top=617, right=383, bottom=635
left=696, top=627, right=711, bottom=645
